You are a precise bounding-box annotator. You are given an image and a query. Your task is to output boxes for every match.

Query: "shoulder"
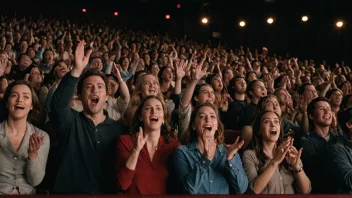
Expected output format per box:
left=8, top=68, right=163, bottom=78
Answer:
left=31, top=123, right=49, bottom=138
left=168, top=138, right=182, bottom=147
left=243, top=149, right=256, bottom=158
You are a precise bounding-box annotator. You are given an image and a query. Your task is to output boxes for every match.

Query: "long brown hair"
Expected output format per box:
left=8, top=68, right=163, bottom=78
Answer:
left=0, top=80, right=43, bottom=125
left=185, top=103, right=225, bottom=145
left=130, top=95, right=172, bottom=142
left=249, top=110, right=283, bottom=169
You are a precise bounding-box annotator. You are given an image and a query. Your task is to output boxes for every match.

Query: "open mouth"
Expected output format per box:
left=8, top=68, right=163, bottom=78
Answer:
left=90, top=96, right=100, bottom=105
left=14, top=105, right=25, bottom=110
left=150, top=116, right=159, bottom=122
left=270, top=130, right=277, bottom=135
left=203, top=125, right=212, bottom=132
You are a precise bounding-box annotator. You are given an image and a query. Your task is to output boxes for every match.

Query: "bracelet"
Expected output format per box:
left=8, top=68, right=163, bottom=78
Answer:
left=294, top=166, right=303, bottom=173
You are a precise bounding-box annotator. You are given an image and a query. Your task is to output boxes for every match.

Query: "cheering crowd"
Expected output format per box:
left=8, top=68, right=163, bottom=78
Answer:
left=0, top=14, right=352, bottom=195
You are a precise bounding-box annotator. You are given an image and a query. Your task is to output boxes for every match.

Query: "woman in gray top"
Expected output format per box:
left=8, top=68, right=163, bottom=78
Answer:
left=0, top=80, right=50, bottom=195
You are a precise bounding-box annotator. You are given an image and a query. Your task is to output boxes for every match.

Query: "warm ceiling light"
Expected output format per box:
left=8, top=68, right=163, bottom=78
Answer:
left=239, top=21, right=246, bottom=27
left=302, top=16, right=308, bottom=22
left=114, top=12, right=119, bottom=16
left=165, top=14, right=170, bottom=19
left=82, top=8, right=87, bottom=13
left=267, top=17, right=274, bottom=24
left=201, top=17, right=208, bottom=24
left=336, top=21, right=344, bottom=28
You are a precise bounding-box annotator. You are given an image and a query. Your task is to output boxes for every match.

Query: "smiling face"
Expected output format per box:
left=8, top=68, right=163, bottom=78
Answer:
left=139, top=74, right=160, bottom=99
left=140, top=98, right=165, bottom=131
left=107, top=76, right=119, bottom=97
left=193, top=106, right=218, bottom=139
left=194, top=85, right=215, bottom=105
left=80, top=75, right=108, bottom=115
left=7, top=84, right=33, bottom=121
left=260, top=111, right=281, bottom=143
left=310, top=101, right=332, bottom=127
left=264, top=97, right=282, bottom=117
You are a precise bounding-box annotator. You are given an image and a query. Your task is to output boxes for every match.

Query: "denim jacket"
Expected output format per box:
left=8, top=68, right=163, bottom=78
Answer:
left=173, top=141, right=248, bottom=194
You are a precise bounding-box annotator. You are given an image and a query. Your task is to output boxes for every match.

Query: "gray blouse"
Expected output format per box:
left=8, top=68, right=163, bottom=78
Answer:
left=0, top=121, right=50, bottom=195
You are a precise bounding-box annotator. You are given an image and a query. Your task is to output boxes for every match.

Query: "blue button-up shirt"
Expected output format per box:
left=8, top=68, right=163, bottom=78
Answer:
left=173, top=141, right=248, bottom=194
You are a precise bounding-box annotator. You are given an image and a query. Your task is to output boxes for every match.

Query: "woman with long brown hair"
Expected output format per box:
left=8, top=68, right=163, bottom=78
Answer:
left=242, top=110, right=311, bottom=194
left=173, top=103, right=248, bottom=194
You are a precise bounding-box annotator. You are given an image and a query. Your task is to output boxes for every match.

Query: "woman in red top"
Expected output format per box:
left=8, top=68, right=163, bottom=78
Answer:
left=116, top=95, right=181, bottom=195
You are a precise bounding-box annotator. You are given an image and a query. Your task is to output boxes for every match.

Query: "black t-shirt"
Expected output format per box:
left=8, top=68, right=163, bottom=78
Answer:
left=223, top=99, right=248, bottom=130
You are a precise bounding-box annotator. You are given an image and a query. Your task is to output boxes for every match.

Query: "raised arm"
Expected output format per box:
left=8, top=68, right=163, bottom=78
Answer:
left=50, top=40, right=92, bottom=131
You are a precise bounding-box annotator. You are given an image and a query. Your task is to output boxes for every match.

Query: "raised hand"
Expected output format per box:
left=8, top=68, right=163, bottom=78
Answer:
left=74, top=40, right=92, bottom=72
left=272, top=137, right=291, bottom=166
left=175, top=60, right=186, bottom=80
left=192, top=62, right=209, bottom=81
left=134, top=127, right=148, bottom=153
left=112, top=62, right=123, bottom=82
left=286, top=144, right=303, bottom=171
left=225, top=136, right=244, bottom=161
left=28, top=133, right=44, bottom=160
left=0, top=57, right=6, bottom=76
left=202, top=132, right=217, bottom=161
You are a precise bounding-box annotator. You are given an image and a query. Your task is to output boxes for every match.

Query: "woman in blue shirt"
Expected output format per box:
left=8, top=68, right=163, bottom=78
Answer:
left=173, top=103, right=248, bottom=194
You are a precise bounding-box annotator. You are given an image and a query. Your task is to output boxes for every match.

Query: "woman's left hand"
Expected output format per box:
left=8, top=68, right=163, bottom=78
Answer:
left=286, top=145, right=303, bottom=171
left=28, top=133, right=44, bottom=160
left=225, top=136, right=244, bottom=161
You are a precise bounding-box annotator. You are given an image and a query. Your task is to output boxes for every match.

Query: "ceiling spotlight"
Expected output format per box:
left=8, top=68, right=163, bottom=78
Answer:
left=302, top=16, right=308, bottom=22
left=239, top=21, right=246, bottom=27
left=201, top=17, right=208, bottom=24
left=114, top=12, right=119, bottom=16
left=336, top=21, right=344, bottom=28
left=82, top=8, right=87, bottom=13
left=165, top=14, right=170, bottom=19
left=267, top=17, right=274, bottom=24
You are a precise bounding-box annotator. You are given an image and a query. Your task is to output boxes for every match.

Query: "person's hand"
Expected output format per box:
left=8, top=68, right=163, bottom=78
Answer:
left=175, top=60, right=186, bottom=80
left=28, top=133, right=44, bottom=160
left=299, top=93, right=313, bottom=113
left=134, top=127, right=148, bottom=153
left=112, top=62, right=123, bottom=82
left=0, top=57, right=6, bottom=76
left=202, top=132, right=217, bottom=161
left=286, top=143, right=303, bottom=171
left=272, top=137, right=291, bottom=166
left=191, top=61, right=209, bottom=81
left=74, top=40, right=92, bottom=72
left=225, top=136, right=244, bottom=161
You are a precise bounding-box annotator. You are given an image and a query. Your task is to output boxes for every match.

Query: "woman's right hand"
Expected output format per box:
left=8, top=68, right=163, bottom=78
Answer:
left=134, top=127, right=148, bottom=153
left=272, top=137, right=291, bottom=166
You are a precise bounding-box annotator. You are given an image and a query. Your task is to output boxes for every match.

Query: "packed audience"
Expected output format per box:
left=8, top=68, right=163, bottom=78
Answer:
left=0, top=14, right=352, bottom=195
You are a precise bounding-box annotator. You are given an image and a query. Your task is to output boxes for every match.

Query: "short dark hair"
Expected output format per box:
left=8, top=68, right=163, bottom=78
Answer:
left=325, top=88, right=342, bottom=99
left=298, top=83, right=313, bottom=96
left=77, top=68, right=108, bottom=95
left=338, top=108, right=352, bottom=137
left=307, top=97, right=330, bottom=128
left=246, top=80, right=261, bottom=99
left=341, top=94, right=352, bottom=111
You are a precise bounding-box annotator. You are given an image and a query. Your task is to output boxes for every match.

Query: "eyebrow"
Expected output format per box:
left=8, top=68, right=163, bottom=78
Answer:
left=11, top=92, right=30, bottom=95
